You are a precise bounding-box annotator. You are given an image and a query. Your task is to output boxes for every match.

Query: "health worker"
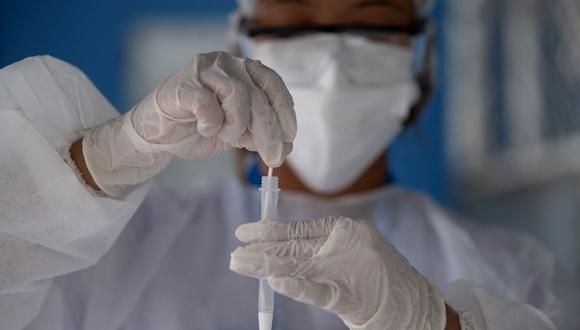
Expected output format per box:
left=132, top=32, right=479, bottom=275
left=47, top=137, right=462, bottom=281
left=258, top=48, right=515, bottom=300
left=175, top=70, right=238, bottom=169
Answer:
left=0, top=0, right=567, bottom=329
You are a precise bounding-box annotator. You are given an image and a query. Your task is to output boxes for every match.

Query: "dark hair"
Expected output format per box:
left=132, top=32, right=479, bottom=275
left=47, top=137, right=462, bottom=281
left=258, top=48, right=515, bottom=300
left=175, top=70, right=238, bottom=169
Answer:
left=404, top=72, right=432, bottom=127
left=404, top=27, right=435, bottom=128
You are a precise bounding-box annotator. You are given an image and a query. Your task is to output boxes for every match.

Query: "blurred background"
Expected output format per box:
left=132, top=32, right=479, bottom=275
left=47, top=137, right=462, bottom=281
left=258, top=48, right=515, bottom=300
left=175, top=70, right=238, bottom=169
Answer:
left=1, top=0, right=578, bottom=319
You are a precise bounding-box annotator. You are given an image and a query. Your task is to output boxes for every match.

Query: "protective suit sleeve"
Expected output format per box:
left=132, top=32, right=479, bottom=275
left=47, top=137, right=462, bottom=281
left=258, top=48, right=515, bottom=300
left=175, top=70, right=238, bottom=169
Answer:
left=442, top=280, right=557, bottom=330
left=0, top=56, right=150, bottom=330
left=456, top=217, right=567, bottom=328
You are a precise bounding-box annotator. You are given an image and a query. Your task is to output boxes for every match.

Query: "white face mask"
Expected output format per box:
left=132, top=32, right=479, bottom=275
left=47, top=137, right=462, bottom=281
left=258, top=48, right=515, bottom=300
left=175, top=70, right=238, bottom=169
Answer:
left=248, top=34, right=419, bottom=193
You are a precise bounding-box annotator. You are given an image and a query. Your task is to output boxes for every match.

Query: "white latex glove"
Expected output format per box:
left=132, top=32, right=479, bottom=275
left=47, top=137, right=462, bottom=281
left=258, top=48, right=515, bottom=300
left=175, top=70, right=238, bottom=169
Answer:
left=82, top=51, right=296, bottom=197
left=230, top=217, right=446, bottom=330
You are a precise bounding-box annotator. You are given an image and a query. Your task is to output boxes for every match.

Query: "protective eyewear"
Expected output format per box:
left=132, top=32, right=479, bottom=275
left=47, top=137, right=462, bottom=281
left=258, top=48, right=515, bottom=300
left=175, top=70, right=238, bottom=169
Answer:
left=240, top=19, right=426, bottom=41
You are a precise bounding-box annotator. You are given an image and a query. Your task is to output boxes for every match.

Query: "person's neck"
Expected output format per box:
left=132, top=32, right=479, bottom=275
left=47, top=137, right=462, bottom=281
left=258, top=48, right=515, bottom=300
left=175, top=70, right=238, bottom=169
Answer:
left=259, top=154, right=390, bottom=198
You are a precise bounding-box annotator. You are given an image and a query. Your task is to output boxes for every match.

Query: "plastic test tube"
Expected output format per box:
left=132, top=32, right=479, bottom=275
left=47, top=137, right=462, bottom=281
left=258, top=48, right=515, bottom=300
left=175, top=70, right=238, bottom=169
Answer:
left=258, top=167, right=279, bottom=330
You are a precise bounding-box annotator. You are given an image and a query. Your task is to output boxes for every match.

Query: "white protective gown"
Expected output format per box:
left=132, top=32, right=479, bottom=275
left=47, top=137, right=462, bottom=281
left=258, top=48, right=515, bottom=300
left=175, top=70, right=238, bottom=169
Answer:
left=0, top=56, right=566, bottom=330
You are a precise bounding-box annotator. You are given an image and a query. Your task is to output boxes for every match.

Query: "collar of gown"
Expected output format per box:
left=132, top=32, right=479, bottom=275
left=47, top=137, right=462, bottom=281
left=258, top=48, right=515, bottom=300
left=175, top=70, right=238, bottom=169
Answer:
left=237, top=177, right=403, bottom=221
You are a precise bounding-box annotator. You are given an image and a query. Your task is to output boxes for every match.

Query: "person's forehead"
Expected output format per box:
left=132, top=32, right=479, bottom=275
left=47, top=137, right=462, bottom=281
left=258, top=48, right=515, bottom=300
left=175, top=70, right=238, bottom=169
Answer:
left=254, top=0, right=417, bottom=26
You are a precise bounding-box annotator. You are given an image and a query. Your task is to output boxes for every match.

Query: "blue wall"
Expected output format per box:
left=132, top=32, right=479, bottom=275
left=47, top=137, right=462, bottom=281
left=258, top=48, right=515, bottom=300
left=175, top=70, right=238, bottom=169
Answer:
left=0, top=0, right=237, bottom=108
left=0, top=0, right=450, bottom=206
left=390, top=1, right=452, bottom=206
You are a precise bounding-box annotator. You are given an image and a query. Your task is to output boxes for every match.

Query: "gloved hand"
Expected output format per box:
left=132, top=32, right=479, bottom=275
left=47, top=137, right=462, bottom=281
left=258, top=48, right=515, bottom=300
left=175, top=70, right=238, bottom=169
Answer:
left=82, top=51, right=296, bottom=197
left=230, top=217, right=446, bottom=330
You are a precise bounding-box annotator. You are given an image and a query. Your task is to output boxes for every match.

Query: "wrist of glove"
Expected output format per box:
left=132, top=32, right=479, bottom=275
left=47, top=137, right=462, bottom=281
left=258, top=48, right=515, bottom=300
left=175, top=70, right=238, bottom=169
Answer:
left=82, top=51, right=296, bottom=198
left=230, top=216, right=446, bottom=330
left=82, top=111, right=173, bottom=198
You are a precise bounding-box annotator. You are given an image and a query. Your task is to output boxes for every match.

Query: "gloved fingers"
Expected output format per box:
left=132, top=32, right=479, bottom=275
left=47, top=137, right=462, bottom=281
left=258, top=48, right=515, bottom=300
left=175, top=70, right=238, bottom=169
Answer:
left=199, top=70, right=251, bottom=145
left=230, top=247, right=316, bottom=278
left=282, top=142, right=293, bottom=160
left=235, top=218, right=338, bottom=243
left=175, top=136, right=226, bottom=160
left=156, top=76, right=225, bottom=138
left=269, top=277, right=333, bottom=308
left=245, top=59, right=297, bottom=144
left=155, top=75, right=186, bottom=120
left=238, top=238, right=325, bottom=258
left=246, top=83, right=286, bottom=168
left=237, top=136, right=291, bottom=165
left=237, top=131, right=257, bottom=152
left=177, top=82, right=224, bottom=138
